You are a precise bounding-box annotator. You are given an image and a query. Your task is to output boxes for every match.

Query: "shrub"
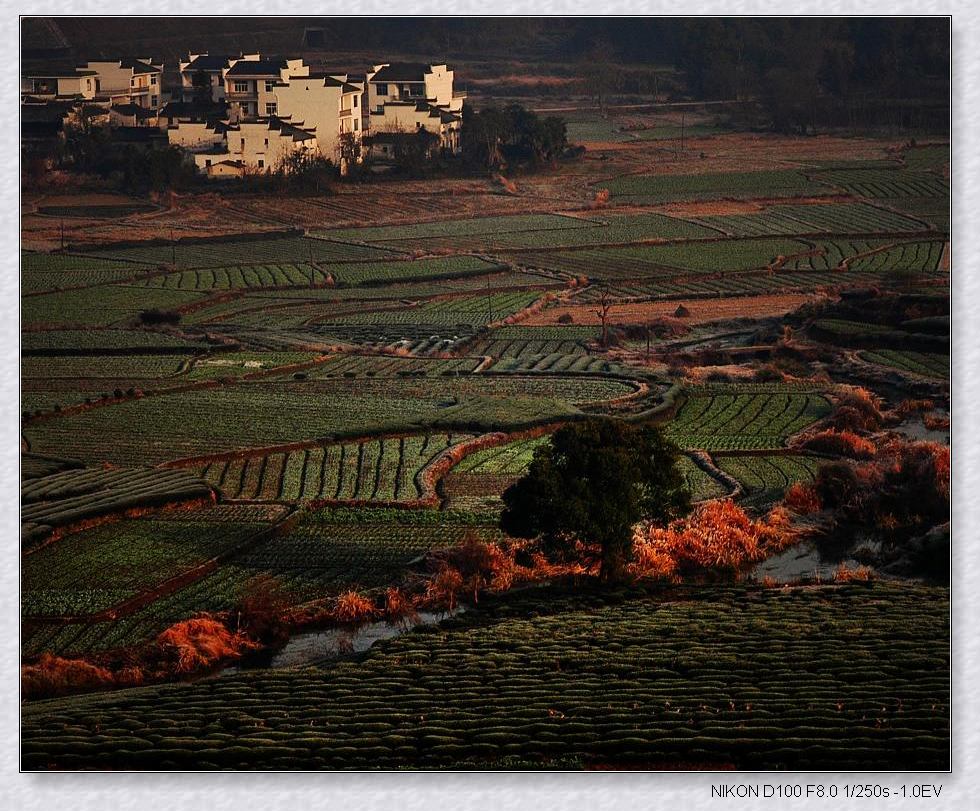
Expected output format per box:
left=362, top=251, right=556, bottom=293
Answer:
left=383, top=587, right=419, bottom=626
left=802, top=429, right=876, bottom=460
left=812, top=462, right=862, bottom=509
left=22, top=653, right=114, bottom=700
left=154, top=616, right=257, bottom=674
left=831, top=387, right=883, bottom=431
left=331, top=590, right=378, bottom=624
left=631, top=500, right=794, bottom=579
left=784, top=481, right=821, bottom=514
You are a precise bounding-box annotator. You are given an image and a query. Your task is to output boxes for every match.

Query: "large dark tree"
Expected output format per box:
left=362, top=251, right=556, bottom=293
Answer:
left=500, top=418, right=690, bottom=582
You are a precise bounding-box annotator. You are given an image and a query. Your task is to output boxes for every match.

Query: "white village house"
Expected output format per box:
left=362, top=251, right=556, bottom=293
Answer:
left=22, top=53, right=465, bottom=177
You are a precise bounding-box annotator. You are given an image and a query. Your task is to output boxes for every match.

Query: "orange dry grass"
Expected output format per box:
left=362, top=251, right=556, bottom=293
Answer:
left=802, top=429, right=877, bottom=460
left=784, top=481, right=822, bottom=514
left=155, top=616, right=258, bottom=674
left=383, top=587, right=419, bottom=626
left=22, top=653, right=115, bottom=700
left=631, top=500, right=795, bottom=580
left=523, top=294, right=819, bottom=327
left=331, top=590, right=379, bottom=624
left=833, top=563, right=875, bottom=583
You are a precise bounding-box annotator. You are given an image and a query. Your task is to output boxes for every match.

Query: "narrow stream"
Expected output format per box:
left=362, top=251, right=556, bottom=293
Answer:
left=223, top=609, right=464, bottom=673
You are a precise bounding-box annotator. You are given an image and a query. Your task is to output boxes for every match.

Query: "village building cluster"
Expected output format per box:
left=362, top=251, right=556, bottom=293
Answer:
left=21, top=53, right=465, bottom=177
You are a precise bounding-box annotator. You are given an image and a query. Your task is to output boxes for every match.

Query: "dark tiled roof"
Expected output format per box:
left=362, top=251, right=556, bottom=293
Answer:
left=226, top=59, right=287, bottom=77
left=110, top=103, right=155, bottom=119
left=120, top=59, right=161, bottom=74
left=371, top=63, right=437, bottom=83
left=184, top=54, right=232, bottom=72
left=266, top=116, right=316, bottom=141
left=112, top=126, right=167, bottom=143
left=21, top=101, right=74, bottom=122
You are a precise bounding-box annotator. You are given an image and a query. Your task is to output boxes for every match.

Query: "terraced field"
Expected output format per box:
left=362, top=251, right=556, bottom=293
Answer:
left=80, top=235, right=399, bottom=267
left=665, top=385, right=832, bottom=451
left=21, top=464, right=212, bottom=545
left=21, top=584, right=949, bottom=770
left=859, top=349, right=950, bottom=380
left=25, top=377, right=635, bottom=465
left=692, top=202, right=932, bottom=237
left=198, top=433, right=471, bottom=503
left=715, top=454, right=823, bottom=508
left=23, top=514, right=270, bottom=617
left=603, top=170, right=826, bottom=203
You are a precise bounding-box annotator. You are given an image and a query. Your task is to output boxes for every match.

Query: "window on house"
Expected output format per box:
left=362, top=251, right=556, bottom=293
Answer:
left=265, top=80, right=275, bottom=92
left=353, top=120, right=358, bottom=131
left=375, top=83, right=388, bottom=95
left=234, top=81, right=249, bottom=93
left=150, top=76, right=157, bottom=85
left=264, top=138, right=269, bottom=147
left=151, top=95, right=158, bottom=106
left=265, top=103, right=277, bottom=116
left=240, top=137, right=245, bottom=149
left=205, top=159, right=212, bottom=167
left=258, top=159, right=264, bottom=168
left=353, top=95, right=358, bottom=107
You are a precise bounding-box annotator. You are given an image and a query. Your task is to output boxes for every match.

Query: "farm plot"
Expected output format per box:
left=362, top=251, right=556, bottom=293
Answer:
left=22, top=354, right=190, bottom=380
left=233, top=508, right=504, bottom=601
left=22, top=252, right=154, bottom=293
left=22, top=514, right=269, bottom=618
left=715, top=454, right=822, bottom=509
left=692, top=201, right=931, bottom=237
left=312, top=291, right=542, bottom=327
left=22, top=285, right=205, bottom=328
left=21, top=465, right=212, bottom=546
left=813, top=168, right=949, bottom=199
left=140, top=263, right=323, bottom=291
left=184, top=352, right=321, bottom=380
left=602, top=170, right=825, bottom=203
left=665, top=385, right=832, bottom=451
left=523, top=293, right=819, bottom=327
left=81, top=235, right=398, bottom=268
left=21, top=329, right=210, bottom=354
left=314, top=214, right=600, bottom=245
left=323, top=212, right=719, bottom=253
left=21, top=583, right=949, bottom=770
left=565, top=116, right=633, bottom=143
left=859, top=350, right=949, bottom=380
left=903, top=144, right=949, bottom=171
left=206, top=322, right=475, bottom=355
left=883, top=198, right=949, bottom=233
left=677, top=455, right=731, bottom=502
left=486, top=354, right=630, bottom=375
left=510, top=238, right=808, bottom=281
left=199, top=433, right=470, bottom=503
left=453, top=436, right=550, bottom=475
left=25, top=377, right=633, bottom=466
left=466, top=336, right=591, bottom=360
left=290, top=354, right=481, bottom=379
left=847, top=241, right=946, bottom=274
left=326, top=256, right=506, bottom=287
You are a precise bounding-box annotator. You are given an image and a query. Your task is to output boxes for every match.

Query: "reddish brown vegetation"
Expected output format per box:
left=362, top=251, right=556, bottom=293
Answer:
left=155, top=616, right=258, bottom=674
left=784, top=481, right=822, bottom=514
left=630, top=500, right=795, bottom=581
left=802, top=429, right=877, bottom=460
left=331, top=590, right=379, bottom=624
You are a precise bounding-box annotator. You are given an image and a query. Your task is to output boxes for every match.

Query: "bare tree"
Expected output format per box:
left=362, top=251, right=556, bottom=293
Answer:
left=591, top=287, right=615, bottom=347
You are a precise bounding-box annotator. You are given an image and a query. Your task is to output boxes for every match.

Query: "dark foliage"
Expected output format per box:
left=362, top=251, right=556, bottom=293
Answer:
left=500, top=418, right=690, bottom=581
